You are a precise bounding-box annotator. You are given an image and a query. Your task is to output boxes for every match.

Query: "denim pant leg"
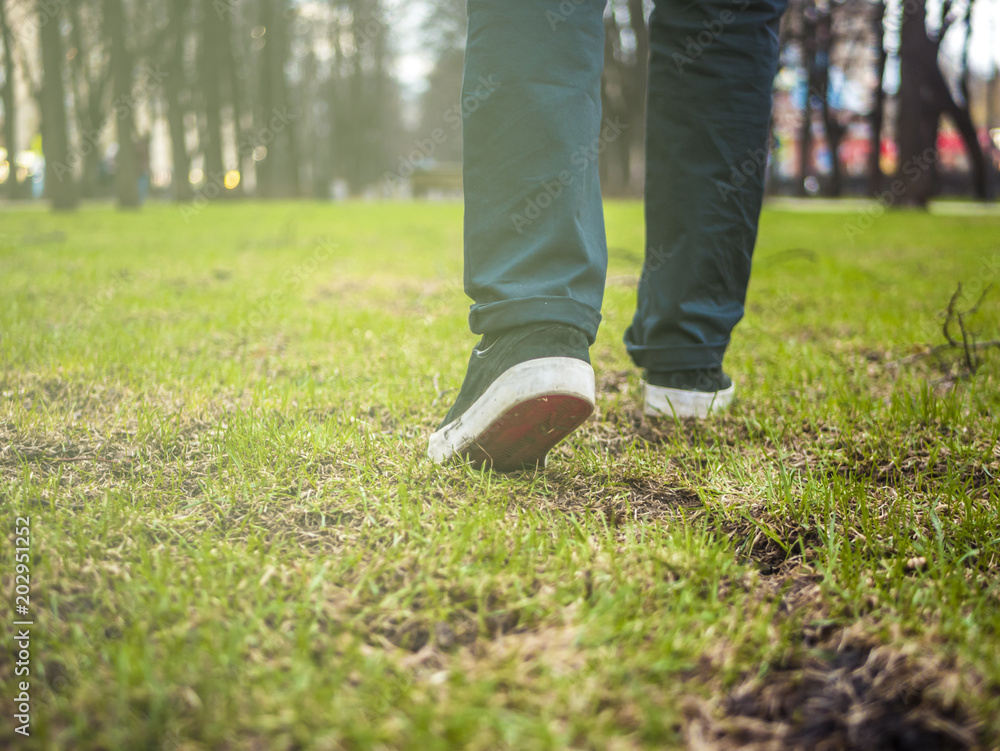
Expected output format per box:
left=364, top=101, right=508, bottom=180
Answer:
left=462, top=0, right=609, bottom=345
left=625, top=0, right=788, bottom=371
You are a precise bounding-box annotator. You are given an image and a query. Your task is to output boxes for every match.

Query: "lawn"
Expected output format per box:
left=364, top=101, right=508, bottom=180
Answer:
left=2, top=200, right=999, bottom=750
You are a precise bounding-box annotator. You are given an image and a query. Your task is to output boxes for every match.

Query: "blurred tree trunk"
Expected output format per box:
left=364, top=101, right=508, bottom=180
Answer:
left=315, top=72, right=335, bottom=197
left=257, top=0, right=275, bottom=196
left=896, top=0, right=987, bottom=206
left=105, top=0, right=139, bottom=207
left=867, top=0, right=886, bottom=195
left=988, top=73, right=998, bottom=147
left=165, top=0, right=193, bottom=200
left=624, top=0, right=647, bottom=193
left=943, top=94, right=989, bottom=200
left=346, top=0, right=365, bottom=195
left=795, top=0, right=816, bottom=196
left=1, top=0, right=21, bottom=199
left=67, top=0, right=95, bottom=197
left=955, top=0, right=990, bottom=198
left=770, top=7, right=797, bottom=197
left=895, top=0, right=936, bottom=206
left=815, top=1, right=843, bottom=196
left=329, top=15, right=345, bottom=190
left=367, top=6, right=386, bottom=191
left=68, top=0, right=110, bottom=199
left=257, top=0, right=295, bottom=197
left=226, top=7, right=247, bottom=196
left=599, top=13, right=617, bottom=192
left=38, top=0, right=78, bottom=210
left=284, top=40, right=301, bottom=195
left=200, top=0, right=226, bottom=193
left=958, top=0, right=973, bottom=119
left=281, top=2, right=300, bottom=195
left=765, top=120, right=779, bottom=195
left=599, top=10, right=634, bottom=195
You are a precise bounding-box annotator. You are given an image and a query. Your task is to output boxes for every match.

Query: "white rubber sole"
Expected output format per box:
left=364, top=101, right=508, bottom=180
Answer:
left=428, top=357, right=596, bottom=469
left=643, top=381, right=736, bottom=419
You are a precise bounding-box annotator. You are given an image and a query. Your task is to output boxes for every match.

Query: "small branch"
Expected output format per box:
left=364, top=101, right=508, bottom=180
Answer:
left=957, top=283, right=993, bottom=373
left=965, top=283, right=993, bottom=317
left=942, top=283, right=962, bottom=346
left=892, top=283, right=998, bottom=374
left=958, top=308, right=975, bottom=372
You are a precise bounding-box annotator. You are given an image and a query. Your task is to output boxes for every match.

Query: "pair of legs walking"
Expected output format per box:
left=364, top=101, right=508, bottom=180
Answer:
left=430, top=0, right=787, bottom=470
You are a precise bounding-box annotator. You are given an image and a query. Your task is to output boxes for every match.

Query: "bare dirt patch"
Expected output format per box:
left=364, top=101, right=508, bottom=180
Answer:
left=685, top=625, right=982, bottom=751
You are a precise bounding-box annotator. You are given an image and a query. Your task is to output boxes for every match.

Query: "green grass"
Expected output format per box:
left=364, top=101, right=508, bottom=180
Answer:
left=2, top=200, right=999, bottom=750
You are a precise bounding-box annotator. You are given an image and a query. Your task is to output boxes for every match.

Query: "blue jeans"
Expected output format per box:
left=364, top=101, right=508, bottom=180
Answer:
left=461, top=0, right=787, bottom=371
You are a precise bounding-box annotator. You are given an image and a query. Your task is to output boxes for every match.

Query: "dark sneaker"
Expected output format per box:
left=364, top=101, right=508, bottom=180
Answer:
left=643, top=367, right=735, bottom=419
left=428, top=323, right=595, bottom=471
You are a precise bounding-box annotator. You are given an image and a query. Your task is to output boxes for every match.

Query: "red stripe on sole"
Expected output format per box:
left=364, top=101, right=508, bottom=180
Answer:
left=462, top=394, right=594, bottom=472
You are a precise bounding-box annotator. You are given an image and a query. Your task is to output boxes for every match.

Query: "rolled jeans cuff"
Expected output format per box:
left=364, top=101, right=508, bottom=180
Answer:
left=469, top=296, right=602, bottom=345
left=624, top=336, right=730, bottom=372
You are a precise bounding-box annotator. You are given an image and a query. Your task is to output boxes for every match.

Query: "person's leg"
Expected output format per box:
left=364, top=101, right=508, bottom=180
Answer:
left=626, top=0, right=787, bottom=416
left=429, top=0, right=608, bottom=470
left=462, top=0, right=608, bottom=343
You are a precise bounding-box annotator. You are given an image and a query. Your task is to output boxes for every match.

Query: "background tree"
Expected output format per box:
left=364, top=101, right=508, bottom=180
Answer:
left=416, top=46, right=465, bottom=165
left=5, top=0, right=996, bottom=206
left=795, top=0, right=818, bottom=195
left=67, top=0, right=111, bottom=198
left=1, top=0, right=21, bottom=198
left=226, top=0, right=249, bottom=197
left=599, top=0, right=645, bottom=196
left=105, top=0, right=139, bottom=207
left=256, top=0, right=297, bottom=197
left=164, top=0, right=193, bottom=200
left=895, top=0, right=988, bottom=206
left=38, top=0, right=78, bottom=209
left=199, top=0, right=227, bottom=196
left=814, top=0, right=845, bottom=196
left=868, top=0, right=887, bottom=195
left=415, top=0, right=468, bottom=167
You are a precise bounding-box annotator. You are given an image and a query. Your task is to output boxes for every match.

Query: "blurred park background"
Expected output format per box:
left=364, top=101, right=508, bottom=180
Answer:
left=0, top=0, right=998, bottom=212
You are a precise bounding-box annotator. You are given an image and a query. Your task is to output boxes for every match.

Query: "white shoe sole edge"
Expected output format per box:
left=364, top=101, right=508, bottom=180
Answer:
left=643, top=382, right=736, bottom=419
left=428, top=357, right=596, bottom=465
